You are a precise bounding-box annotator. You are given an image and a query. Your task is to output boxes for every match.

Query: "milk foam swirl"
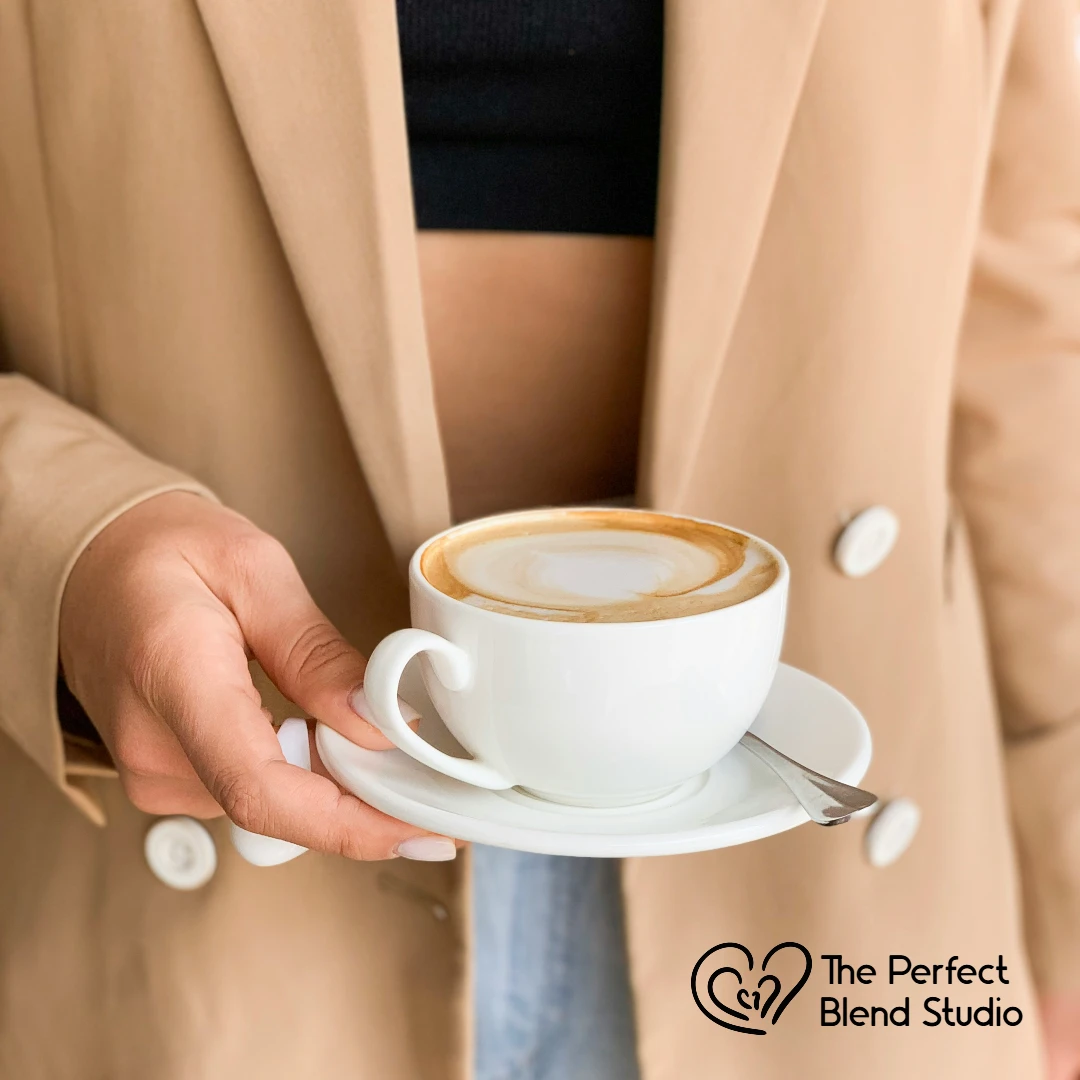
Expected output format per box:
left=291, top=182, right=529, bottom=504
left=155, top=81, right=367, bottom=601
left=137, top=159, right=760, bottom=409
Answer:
left=421, top=510, right=779, bottom=623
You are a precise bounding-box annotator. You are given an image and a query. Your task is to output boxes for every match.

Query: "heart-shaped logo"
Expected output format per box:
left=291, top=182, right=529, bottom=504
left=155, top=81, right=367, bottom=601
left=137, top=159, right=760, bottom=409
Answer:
left=690, top=942, right=812, bottom=1035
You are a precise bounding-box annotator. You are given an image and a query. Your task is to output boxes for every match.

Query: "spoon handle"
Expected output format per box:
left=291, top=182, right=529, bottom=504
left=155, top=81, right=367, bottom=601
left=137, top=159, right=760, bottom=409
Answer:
left=739, top=731, right=878, bottom=826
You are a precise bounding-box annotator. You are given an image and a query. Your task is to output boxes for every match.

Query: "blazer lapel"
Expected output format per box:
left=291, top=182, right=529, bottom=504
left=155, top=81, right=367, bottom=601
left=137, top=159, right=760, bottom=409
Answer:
left=640, top=0, right=830, bottom=509
left=194, top=0, right=450, bottom=565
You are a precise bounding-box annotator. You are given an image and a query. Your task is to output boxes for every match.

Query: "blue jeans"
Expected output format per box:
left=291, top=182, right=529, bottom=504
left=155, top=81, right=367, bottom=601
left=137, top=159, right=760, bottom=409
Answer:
left=472, top=845, right=642, bottom=1080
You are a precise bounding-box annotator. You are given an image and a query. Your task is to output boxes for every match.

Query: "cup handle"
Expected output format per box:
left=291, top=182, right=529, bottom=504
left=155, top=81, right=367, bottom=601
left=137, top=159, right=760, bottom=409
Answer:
left=229, top=717, right=312, bottom=867
left=363, top=628, right=513, bottom=789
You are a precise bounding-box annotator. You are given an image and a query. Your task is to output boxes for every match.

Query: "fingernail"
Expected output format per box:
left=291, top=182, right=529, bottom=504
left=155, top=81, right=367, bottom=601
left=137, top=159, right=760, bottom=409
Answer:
left=350, top=687, right=421, bottom=724
left=394, top=837, right=458, bottom=861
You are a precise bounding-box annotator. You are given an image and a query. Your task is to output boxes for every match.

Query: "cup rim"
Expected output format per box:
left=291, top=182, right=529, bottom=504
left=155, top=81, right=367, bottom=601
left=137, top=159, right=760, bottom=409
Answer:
left=407, top=506, right=789, bottom=629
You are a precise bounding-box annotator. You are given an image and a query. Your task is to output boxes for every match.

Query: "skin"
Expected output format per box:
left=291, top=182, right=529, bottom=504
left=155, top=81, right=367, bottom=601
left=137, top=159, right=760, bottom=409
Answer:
left=418, top=231, right=653, bottom=521
left=1041, top=994, right=1080, bottom=1080
left=59, top=490, right=456, bottom=860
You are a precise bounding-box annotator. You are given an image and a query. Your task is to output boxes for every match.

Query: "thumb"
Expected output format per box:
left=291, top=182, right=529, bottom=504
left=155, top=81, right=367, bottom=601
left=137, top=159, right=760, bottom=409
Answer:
left=226, top=537, right=419, bottom=748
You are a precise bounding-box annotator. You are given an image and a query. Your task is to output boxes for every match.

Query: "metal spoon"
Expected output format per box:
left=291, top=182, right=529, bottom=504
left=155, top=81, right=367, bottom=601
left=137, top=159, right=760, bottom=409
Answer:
left=739, top=731, right=878, bottom=826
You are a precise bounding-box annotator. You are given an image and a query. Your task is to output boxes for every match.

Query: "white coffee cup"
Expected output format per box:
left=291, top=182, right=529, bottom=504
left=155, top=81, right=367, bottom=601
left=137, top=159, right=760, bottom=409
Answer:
left=362, top=508, right=789, bottom=808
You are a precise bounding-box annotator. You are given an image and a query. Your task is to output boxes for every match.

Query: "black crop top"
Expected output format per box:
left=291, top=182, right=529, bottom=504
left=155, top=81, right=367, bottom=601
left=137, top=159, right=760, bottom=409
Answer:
left=397, top=0, right=664, bottom=236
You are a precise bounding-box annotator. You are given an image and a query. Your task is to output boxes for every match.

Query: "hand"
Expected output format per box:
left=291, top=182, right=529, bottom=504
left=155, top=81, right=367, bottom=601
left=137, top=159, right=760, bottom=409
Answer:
left=1042, top=993, right=1080, bottom=1080
left=59, top=491, right=456, bottom=861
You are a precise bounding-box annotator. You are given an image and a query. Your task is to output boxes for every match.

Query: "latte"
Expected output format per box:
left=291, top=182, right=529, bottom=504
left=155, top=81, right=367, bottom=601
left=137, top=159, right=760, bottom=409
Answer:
left=420, top=508, right=780, bottom=623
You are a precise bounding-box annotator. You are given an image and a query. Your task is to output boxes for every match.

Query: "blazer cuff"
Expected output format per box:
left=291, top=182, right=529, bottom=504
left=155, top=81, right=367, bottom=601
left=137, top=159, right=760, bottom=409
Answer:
left=1007, top=718, right=1080, bottom=992
left=0, top=398, right=219, bottom=823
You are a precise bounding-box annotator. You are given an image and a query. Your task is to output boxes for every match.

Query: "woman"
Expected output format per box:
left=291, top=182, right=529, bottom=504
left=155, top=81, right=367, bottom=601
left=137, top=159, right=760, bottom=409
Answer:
left=0, top=2, right=1078, bottom=1078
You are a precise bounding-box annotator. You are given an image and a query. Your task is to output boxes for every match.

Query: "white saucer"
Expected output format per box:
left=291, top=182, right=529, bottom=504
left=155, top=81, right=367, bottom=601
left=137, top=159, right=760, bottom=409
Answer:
left=317, top=664, right=872, bottom=858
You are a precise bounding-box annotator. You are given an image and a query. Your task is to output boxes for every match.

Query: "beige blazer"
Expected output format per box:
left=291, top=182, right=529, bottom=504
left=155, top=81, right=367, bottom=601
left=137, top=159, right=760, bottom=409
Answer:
left=1, top=1, right=1078, bottom=1077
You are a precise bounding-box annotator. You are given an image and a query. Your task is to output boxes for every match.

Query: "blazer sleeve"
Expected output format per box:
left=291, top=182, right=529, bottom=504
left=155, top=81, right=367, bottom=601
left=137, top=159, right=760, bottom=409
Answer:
left=0, top=373, right=219, bottom=823
left=953, top=0, right=1080, bottom=992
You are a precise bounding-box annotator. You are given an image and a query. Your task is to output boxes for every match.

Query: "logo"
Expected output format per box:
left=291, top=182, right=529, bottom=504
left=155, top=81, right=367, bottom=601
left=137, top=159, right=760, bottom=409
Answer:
left=691, top=942, right=812, bottom=1035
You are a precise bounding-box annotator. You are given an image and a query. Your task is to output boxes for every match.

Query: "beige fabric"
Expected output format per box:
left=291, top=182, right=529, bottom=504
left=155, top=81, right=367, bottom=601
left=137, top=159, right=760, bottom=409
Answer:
left=0, top=0, right=1078, bottom=1077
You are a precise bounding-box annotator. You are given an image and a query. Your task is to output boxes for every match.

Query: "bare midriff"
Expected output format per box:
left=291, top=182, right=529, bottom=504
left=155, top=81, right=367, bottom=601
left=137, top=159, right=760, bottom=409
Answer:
left=417, top=231, right=654, bottom=523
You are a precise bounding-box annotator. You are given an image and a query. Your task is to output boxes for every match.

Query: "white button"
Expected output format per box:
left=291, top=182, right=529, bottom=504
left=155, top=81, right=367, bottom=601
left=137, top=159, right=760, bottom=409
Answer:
left=834, top=506, right=900, bottom=577
left=864, top=797, right=921, bottom=868
left=145, top=817, right=218, bottom=890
